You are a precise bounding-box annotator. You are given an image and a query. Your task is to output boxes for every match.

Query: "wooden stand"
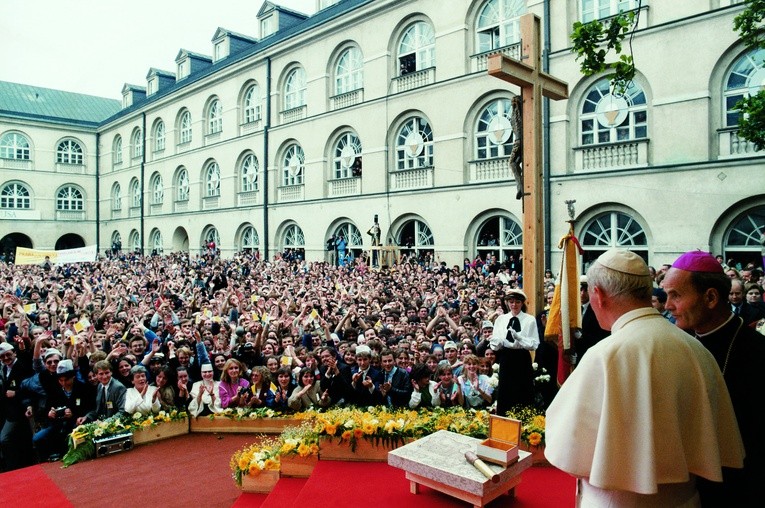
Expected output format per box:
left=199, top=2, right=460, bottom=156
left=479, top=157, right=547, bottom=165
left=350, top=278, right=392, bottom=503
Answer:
left=239, top=469, right=280, bottom=493
left=319, top=438, right=404, bottom=462
left=132, top=419, right=189, bottom=445
left=190, top=416, right=299, bottom=434
left=280, top=454, right=318, bottom=478
left=405, top=469, right=523, bottom=508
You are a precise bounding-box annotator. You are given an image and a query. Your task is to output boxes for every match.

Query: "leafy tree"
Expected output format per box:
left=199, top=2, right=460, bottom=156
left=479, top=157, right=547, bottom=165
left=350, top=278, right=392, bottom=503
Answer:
left=733, top=0, right=765, bottom=150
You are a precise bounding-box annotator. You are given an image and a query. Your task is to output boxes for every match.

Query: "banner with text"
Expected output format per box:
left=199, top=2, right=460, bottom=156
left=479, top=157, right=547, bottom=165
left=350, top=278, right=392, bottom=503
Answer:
left=14, top=245, right=98, bottom=265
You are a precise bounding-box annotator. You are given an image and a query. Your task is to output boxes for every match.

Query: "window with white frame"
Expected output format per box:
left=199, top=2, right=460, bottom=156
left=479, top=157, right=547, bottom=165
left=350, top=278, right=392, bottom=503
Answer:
left=243, top=84, right=261, bottom=124
left=581, top=210, right=648, bottom=268
left=283, top=224, right=305, bottom=248
left=333, top=132, right=362, bottom=179
left=0, top=182, right=31, bottom=208
left=396, top=219, right=434, bottom=258
left=475, top=98, right=516, bottom=159
left=205, top=162, right=221, bottom=197
left=282, top=144, right=305, bottom=186
left=724, top=205, right=765, bottom=263
left=240, top=154, right=259, bottom=192
left=128, top=230, right=140, bottom=252
left=113, top=135, right=123, bottom=164
left=111, top=231, right=121, bottom=249
left=241, top=225, right=259, bottom=251
left=476, top=216, right=523, bottom=262
left=150, top=229, right=163, bottom=254
left=580, top=78, right=646, bottom=145
left=476, top=0, right=526, bottom=53
left=284, top=68, right=306, bottom=111
left=151, top=174, right=164, bottom=204
left=396, top=117, right=434, bottom=170
left=56, top=139, right=83, bottom=165
left=154, top=120, right=166, bottom=152
left=332, top=222, right=364, bottom=254
left=179, top=110, right=192, bottom=144
left=56, top=186, right=84, bottom=211
left=207, top=99, right=223, bottom=134
left=131, top=129, right=143, bottom=159
left=129, top=178, right=141, bottom=208
left=214, top=41, right=227, bottom=62
left=580, top=0, right=639, bottom=23
left=203, top=227, right=221, bottom=249
left=398, top=22, right=435, bottom=76
left=335, top=47, right=363, bottom=95
left=178, top=60, right=189, bottom=80
left=0, top=132, right=31, bottom=160
left=261, top=16, right=274, bottom=38
left=724, top=48, right=765, bottom=127
left=176, top=168, right=189, bottom=201
left=111, top=184, right=122, bottom=210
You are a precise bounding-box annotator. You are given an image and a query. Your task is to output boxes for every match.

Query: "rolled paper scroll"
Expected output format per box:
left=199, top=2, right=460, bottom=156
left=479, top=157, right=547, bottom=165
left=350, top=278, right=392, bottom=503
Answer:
left=465, top=450, right=500, bottom=483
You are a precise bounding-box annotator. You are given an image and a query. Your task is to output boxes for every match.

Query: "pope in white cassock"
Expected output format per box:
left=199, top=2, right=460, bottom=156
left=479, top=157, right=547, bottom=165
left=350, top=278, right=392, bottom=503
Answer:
left=545, top=249, right=744, bottom=508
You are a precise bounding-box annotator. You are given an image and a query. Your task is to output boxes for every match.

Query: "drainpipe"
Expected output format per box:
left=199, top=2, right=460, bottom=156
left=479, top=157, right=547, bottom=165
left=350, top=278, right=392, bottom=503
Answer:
left=95, top=132, right=100, bottom=257
left=263, top=57, right=271, bottom=259
left=543, top=0, right=552, bottom=271
left=140, top=112, right=146, bottom=255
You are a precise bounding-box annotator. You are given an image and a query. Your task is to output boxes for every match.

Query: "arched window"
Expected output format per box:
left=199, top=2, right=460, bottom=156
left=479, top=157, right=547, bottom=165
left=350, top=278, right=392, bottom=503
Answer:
left=111, top=231, right=121, bottom=249
left=724, top=205, right=765, bottom=266
left=283, top=224, right=305, bottom=247
left=205, top=162, right=221, bottom=197
left=111, top=183, right=122, bottom=210
left=113, top=135, right=123, bottom=164
left=151, top=174, right=164, bottom=204
left=0, top=132, right=31, bottom=160
left=241, top=225, right=259, bottom=251
left=56, top=186, right=84, bottom=211
left=240, top=154, right=259, bottom=192
left=203, top=227, right=221, bottom=250
left=332, top=222, right=364, bottom=258
left=396, top=219, right=434, bottom=259
left=476, top=0, right=526, bottom=53
left=128, top=230, right=140, bottom=252
left=333, top=132, right=362, bottom=179
left=282, top=144, right=305, bottom=186
left=56, top=139, right=83, bottom=165
left=179, top=110, right=192, bottom=144
left=475, top=98, right=516, bottom=159
left=475, top=216, right=522, bottom=264
left=176, top=167, right=189, bottom=201
left=154, top=120, right=166, bottom=152
left=396, top=117, right=434, bottom=170
left=243, top=84, right=261, bottom=124
left=0, top=183, right=31, bottom=209
left=580, top=0, right=639, bottom=24
left=581, top=78, right=647, bottom=145
left=207, top=99, right=223, bottom=134
left=129, top=178, right=141, bottom=208
left=335, top=47, right=363, bottom=95
left=131, top=129, right=143, bottom=159
left=398, top=22, right=435, bottom=76
left=724, top=48, right=765, bottom=127
left=284, top=68, right=306, bottom=110
left=150, top=229, right=163, bottom=254
left=581, top=210, right=648, bottom=268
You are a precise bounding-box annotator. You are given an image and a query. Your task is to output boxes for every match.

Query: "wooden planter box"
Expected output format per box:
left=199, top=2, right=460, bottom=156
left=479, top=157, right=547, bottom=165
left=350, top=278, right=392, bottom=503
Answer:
left=132, top=419, right=189, bottom=445
left=240, top=469, right=280, bottom=493
left=190, top=416, right=299, bottom=434
left=319, top=437, right=407, bottom=462
left=280, top=454, right=318, bottom=478
left=520, top=443, right=548, bottom=466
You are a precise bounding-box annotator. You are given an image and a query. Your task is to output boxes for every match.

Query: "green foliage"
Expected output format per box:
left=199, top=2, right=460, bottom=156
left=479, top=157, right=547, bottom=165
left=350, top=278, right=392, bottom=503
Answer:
left=734, top=0, right=765, bottom=50
left=571, top=11, right=636, bottom=95
left=736, top=90, right=765, bottom=150
left=734, top=0, right=765, bottom=148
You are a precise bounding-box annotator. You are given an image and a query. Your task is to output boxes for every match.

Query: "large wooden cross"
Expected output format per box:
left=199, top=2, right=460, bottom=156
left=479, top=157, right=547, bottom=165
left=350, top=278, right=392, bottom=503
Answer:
left=488, top=13, right=568, bottom=315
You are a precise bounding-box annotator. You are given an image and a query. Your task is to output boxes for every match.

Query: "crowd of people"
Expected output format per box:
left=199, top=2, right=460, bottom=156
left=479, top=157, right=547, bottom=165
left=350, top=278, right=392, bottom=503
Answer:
left=1, top=246, right=763, bottom=505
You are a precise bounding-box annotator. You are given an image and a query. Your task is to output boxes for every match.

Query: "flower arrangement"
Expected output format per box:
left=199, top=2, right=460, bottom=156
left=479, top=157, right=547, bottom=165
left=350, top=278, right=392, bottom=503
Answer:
left=277, top=422, right=321, bottom=458
left=62, top=408, right=188, bottom=467
left=230, top=436, right=282, bottom=486
left=210, top=406, right=286, bottom=421
left=505, top=405, right=546, bottom=448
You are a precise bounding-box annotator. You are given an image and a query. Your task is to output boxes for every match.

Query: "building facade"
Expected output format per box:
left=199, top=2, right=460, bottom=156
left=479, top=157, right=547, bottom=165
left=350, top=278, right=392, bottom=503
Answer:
left=1, top=0, right=763, bottom=271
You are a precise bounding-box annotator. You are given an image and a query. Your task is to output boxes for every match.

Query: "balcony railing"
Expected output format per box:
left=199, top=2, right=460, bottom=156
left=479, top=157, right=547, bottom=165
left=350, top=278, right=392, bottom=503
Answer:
left=1, top=158, right=32, bottom=170
left=281, top=105, right=307, bottom=124
left=110, top=209, right=122, bottom=219
left=129, top=206, right=141, bottom=218
left=240, top=119, right=262, bottom=135
left=574, top=139, right=649, bottom=172
left=389, top=167, right=433, bottom=191
left=471, top=44, right=521, bottom=73
left=718, top=128, right=764, bottom=158
left=278, top=185, right=304, bottom=202
left=56, top=210, right=85, bottom=221
left=469, top=158, right=512, bottom=183
left=330, top=89, right=363, bottom=110
left=150, top=203, right=163, bottom=215
left=55, top=163, right=85, bottom=174
left=237, top=192, right=259, bottom=207
left=202, top=196, right=219, bottom=210
left=329, top=177, right=361, bottom=197
left=174, top=200, right=188, bottom=213
left=394, top=67, right=435, bottom=93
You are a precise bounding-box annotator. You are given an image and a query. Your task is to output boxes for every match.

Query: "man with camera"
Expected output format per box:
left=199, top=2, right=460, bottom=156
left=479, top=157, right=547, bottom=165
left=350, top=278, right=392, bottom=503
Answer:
left=33, top=359, right=92, bottom=462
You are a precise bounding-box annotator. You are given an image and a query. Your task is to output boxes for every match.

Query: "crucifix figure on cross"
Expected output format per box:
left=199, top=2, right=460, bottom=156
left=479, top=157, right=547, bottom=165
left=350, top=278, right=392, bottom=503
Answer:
left=488, top=13, right=569, bottom=316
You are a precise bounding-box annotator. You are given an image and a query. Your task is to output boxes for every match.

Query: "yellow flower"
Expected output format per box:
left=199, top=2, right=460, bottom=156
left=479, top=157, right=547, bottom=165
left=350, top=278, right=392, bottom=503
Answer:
left=528, top=431, right=543, bottom=446
left=532, top=415, right=546, bottom=429
left=362, top=422, right=376, bottom=435
left=309, top=443, right=320, bottom=455
left=325, top=423, right=337, bottom=436
left=341, top=430, right=352, bottom=441
left=264, top=458, right=278, bottom=470
left=249, top=463, right=261, bottom=475
left=238, top=456, right=251, bottom=470
left=297, top=444, right=310, bottom=457
left=353, top=428, right=364, bottom=440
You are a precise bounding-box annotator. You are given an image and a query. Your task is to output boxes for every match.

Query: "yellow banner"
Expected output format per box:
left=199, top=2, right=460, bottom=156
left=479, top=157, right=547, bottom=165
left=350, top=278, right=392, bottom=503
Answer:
left=14, top=245, right=98, bottom=265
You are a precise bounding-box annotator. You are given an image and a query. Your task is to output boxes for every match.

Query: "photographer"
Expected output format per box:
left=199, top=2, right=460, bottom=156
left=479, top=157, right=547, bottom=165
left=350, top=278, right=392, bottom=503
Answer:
left=34, top=359, right=92, bottom=461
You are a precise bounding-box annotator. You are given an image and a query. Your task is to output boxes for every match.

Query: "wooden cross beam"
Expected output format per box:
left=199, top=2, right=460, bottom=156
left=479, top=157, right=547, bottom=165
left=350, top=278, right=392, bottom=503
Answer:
left=488, top=13, right=568, bottom=316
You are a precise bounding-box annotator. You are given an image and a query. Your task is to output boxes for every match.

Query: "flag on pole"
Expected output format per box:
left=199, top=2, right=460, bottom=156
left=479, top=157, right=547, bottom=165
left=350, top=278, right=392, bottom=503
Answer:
left=544, top=222, right=583, bottom=386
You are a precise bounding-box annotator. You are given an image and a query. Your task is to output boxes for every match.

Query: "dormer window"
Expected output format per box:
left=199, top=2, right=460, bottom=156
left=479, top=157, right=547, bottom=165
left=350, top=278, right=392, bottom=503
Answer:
left=123, top=94, right=132, bottom=109
left=261, top=16, right=274, bottom=38
left=178, top=60, right=189, bottom=80
left=147, top=79, right=156, bottom=96
left=214, top=41, right=228, bottom=62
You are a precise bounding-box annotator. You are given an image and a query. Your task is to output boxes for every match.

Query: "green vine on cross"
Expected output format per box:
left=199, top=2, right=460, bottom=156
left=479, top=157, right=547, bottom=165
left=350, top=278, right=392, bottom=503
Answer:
left=570, top=10, right=638, bottom=96
left=733, top=0, right=765, bottom=150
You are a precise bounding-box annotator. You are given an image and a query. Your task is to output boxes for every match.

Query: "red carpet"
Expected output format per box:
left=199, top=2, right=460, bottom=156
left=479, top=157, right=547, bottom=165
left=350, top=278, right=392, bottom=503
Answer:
left=1, top=465, right=72, bottom=508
